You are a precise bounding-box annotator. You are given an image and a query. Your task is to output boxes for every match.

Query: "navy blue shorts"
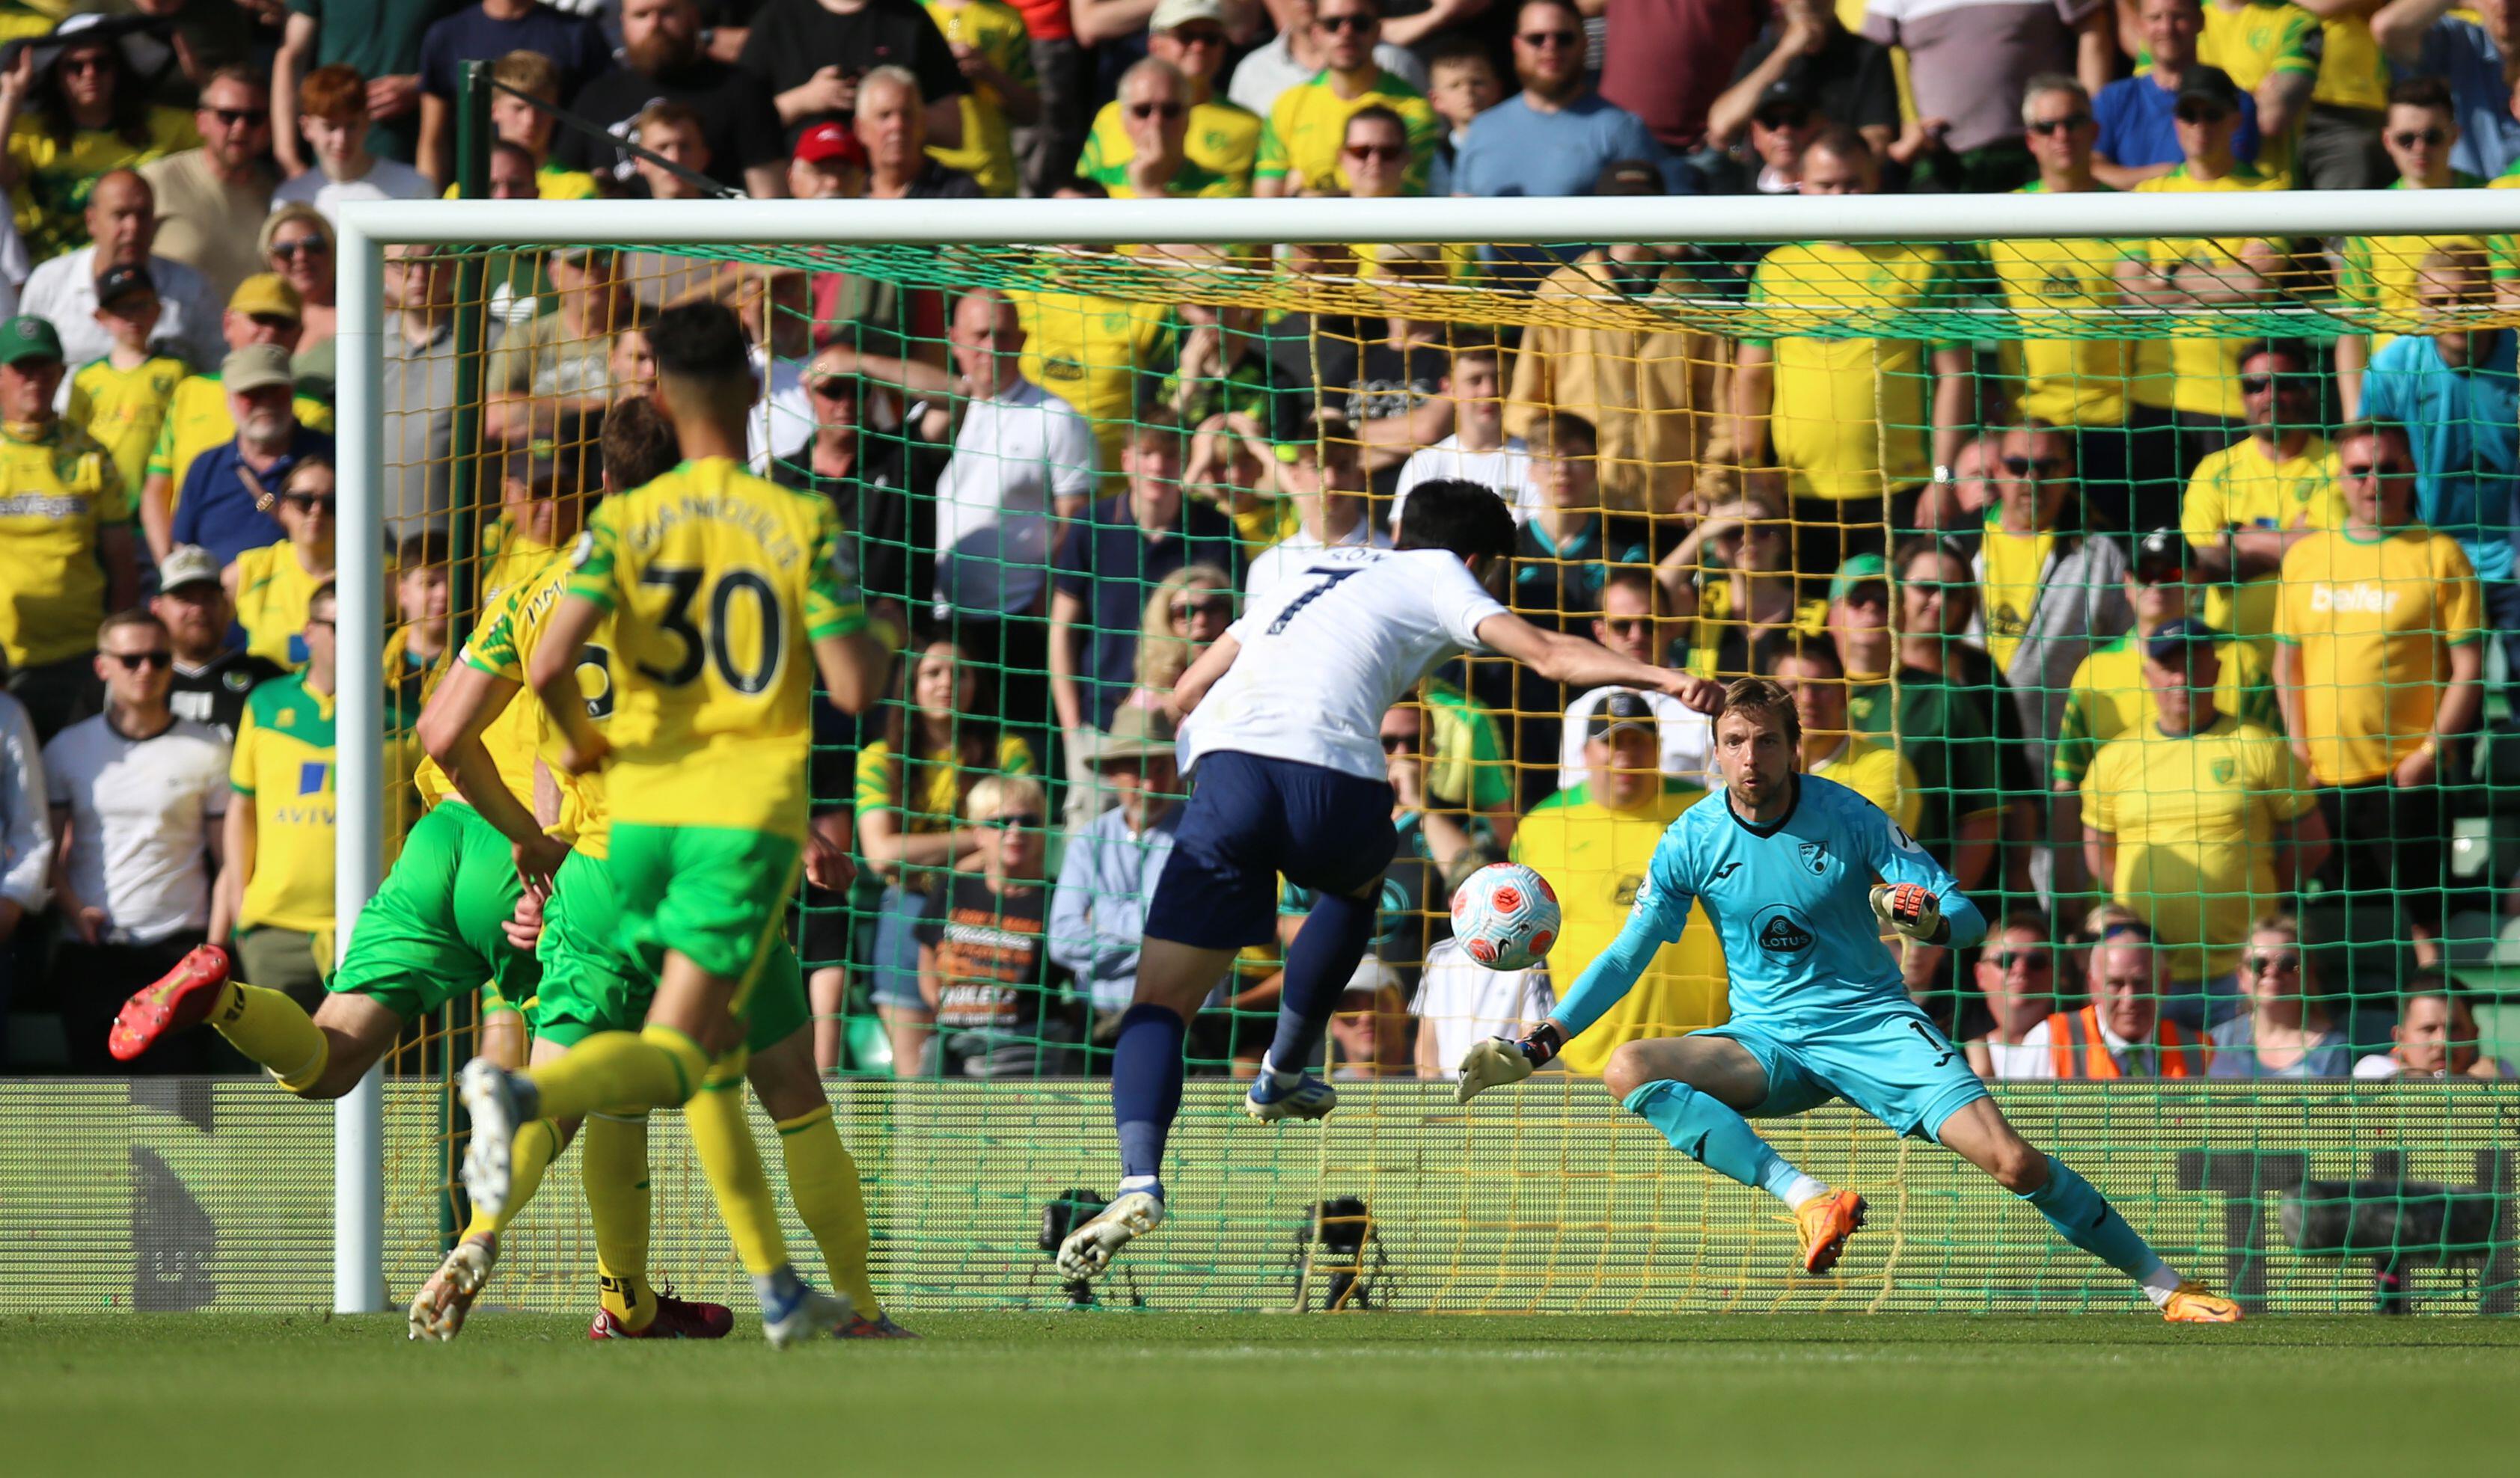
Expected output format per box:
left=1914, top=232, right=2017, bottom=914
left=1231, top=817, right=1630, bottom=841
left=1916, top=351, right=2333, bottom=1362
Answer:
left=1142, top=751, right=1398, bottom=950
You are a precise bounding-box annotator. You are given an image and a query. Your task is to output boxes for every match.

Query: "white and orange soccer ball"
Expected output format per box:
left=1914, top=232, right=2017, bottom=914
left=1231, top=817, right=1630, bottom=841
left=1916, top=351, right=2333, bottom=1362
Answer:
left=1448, top=862, right=1561, bottom=972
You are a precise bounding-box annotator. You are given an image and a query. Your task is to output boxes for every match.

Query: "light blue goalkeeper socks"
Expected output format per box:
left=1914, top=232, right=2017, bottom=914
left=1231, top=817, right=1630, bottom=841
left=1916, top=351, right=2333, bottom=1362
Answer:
left=1624, top=1080, right=1811, bottom=1204
left=2020, top=1156, right=2170, bottom=1283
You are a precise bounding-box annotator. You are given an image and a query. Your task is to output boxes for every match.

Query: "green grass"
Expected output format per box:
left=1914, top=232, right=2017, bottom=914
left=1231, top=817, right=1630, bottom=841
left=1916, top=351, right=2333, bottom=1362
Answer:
left=4, top=1312, right=2515, bottom=1476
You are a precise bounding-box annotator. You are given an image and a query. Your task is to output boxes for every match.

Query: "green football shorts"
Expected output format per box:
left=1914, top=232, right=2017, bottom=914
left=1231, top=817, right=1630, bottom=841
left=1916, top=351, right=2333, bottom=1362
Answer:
left=325, top=802, right=537, bottom=1020
left=605, top=822, right=801, bottom=1007
left=531, top=846, right=808, bottom=1054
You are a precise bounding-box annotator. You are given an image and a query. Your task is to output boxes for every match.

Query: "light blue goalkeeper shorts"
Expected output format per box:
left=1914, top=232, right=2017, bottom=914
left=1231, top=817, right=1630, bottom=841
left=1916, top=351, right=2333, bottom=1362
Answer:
left=1698, top=1002, right=1990, bottom=1142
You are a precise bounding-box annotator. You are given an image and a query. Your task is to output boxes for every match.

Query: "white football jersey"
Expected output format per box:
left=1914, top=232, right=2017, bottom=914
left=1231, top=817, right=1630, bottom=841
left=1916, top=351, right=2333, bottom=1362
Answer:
left=1183, top=546, right=1507, bottom=784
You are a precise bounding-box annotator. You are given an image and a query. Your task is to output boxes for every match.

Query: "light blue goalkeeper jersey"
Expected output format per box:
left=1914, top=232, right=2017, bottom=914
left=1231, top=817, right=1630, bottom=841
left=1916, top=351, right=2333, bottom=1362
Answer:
left=1553, top=773, right=1987, bottom=1037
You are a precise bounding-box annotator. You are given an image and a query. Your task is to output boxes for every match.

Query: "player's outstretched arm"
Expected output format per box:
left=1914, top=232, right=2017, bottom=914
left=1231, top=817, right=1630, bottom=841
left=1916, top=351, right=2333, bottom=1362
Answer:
left=1472, top=611, right=1722, bottom=713
left=416, top=662, right=569, bottom=886
left=811, top=631, right=891, bottom=715
left=1456, top=898, right=1672, bottom=1103
left=525, top=595, right=611, bottom=774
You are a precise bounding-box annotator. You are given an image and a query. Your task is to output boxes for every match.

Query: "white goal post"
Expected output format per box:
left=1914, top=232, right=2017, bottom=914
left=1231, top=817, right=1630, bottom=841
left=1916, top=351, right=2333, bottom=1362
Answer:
left=329, top=189, right=2520, bottom=1312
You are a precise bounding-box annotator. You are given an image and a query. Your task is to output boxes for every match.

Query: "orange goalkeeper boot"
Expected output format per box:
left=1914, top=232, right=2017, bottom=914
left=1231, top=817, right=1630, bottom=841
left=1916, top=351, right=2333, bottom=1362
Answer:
left=1795, top=1189, right=1868, bottom=1275
left=108, top=943, right=231, bottom=1061
left=2162, top=1281, right=2244, bottom=1323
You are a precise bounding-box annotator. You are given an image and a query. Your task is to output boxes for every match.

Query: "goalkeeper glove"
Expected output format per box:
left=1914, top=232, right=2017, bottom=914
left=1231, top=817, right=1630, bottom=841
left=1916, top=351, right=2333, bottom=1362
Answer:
left=1456, top=1022, right=1565, bottom=1105
left=1870, top=882, right=1943, bottom=942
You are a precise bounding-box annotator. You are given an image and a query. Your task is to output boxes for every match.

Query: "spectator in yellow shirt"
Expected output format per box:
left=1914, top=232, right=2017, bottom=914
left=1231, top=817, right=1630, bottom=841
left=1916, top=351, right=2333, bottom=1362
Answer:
left=923, top=0, right=1039, bottom=197
left=2180, top=339, right=2343, bottom=646
left=1254, top=0, right=1440, bottom=197
left=210, top=581, right=341, bottom=1009
left=68, top=263, right=187, bottom=509
left=227, top=456, right=337, bottom=671
left=1080, top=0, right=1261, bottom=195
left=0, top=313, right=137, bottom=740
left=2274, top=420, right=2483, bottom=975
left=1510, top=693, right=1725, bottom=1076
left=2082, top=617, right=2326, bottom=1026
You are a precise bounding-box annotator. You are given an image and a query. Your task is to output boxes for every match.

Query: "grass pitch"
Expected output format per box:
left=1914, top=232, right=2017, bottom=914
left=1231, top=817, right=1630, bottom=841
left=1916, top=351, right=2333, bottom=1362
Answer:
left=6, top=1311, right=2513, bottom=1476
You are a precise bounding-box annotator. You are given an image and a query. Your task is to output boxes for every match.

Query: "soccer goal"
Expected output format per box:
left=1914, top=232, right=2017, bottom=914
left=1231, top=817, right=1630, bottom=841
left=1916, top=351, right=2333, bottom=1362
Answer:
left=328, top=191, right=2520, bottom=1319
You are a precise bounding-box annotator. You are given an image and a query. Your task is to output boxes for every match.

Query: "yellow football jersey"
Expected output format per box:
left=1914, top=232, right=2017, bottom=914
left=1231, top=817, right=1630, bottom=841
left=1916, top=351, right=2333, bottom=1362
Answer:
left=2275, top=527, right=2483, bottom=785
left=1980, top=521, right=2056, bottom=673
left=2181, top=433, right=2344, bottom=642
left=230, top=671, right=338, bottom=935
left=922, top=0, right=1034, bottom=197
left=2082, top=715, right=2316, bottom=983
left=564, top=457, right=866, bottom=838
left=230, top=539, right=329, bottom=669
left=1746, top=241, right=1960, bottom=502
left=69, top=355, right=186, bottom=504
left=1808, top=734, right=1921, bottom=833
left=2126, top=165, right=2295, bottom=419
left=147, top=373, right=336, bottom=506
left=5, top=106, right=198, bottom=260
left=1255, top=68, right=1440, bottom=194
left=0, top=419, right=127, bottom=667
left=456, top=557, right=614, bottom=857
left=2050, top=632, right=2281, bottom=788
left=1511, top=778, right=1727, bottom=1077
left=1012, top=288, right=1172, bottom=470
left=1082, top=96, right=1262, bottom=196
left=1985, top=197, right=2135, bottom=426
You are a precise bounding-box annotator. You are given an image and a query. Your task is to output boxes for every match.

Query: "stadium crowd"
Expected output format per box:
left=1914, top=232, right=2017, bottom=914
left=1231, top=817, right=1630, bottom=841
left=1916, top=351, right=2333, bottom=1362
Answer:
left=0, top=0, right=2516, bottom=1085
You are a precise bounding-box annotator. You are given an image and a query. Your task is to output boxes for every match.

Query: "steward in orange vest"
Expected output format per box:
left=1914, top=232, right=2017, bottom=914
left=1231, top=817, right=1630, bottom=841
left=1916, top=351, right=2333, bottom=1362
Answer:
left=2045, top=1005, right=2211, bottom=1079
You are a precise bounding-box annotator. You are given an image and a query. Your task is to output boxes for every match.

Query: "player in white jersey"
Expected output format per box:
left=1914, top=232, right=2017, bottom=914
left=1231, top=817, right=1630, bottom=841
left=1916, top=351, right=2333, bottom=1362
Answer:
left=1455, top=678, right=2245, bottom=1322
left=1056, top=480, right=1722, bottom=1279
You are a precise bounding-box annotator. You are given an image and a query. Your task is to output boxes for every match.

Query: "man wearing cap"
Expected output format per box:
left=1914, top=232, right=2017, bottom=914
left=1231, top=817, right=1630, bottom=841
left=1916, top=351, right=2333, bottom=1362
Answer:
left=154, top=543, right=284, bottom=744
left=2082, top=616, right=2325, bottom=1026
left=139, top=272, right=335, bottom=560
left=17, top=168, right=223, bottom=372
left=169, top=343, right=336, bottom=570
left=1510, top=691, right=1725, bottom=1078
left=2094, top=0, right=2263, bottom=184
left=1079, top=0, right=1261, bottom=195
left=2049, top=526, right=2279, bottom=895
left=2115, top=67, right=2302, bottom=476
left=790, top=120, right=869, bottom=198
left=68, top=263, right=187, bottom=509
left=1704, top=0, right=1899, bottom=159
left=1048, top=705, right=1201, bottom=1041
left=1455, top=0, right=1692, bottom=205
left=557, top=0, right=786, bottom=196
left=483, top=245, right=639, bottom=442
left=0, top=315, right=138, bottom=740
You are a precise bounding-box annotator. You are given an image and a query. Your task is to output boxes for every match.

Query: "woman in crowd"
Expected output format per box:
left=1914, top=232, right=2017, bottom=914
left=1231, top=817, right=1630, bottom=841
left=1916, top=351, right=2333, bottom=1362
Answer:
left=0, top=19, right=196, bottom=262
left=260, top=204, right=336, bottom=399
left=854, top=634, right=1037, bottom=1076
left=1122, top=562, right=1233, bottom=714
left=2209, top=915, right=2352, bottom=1079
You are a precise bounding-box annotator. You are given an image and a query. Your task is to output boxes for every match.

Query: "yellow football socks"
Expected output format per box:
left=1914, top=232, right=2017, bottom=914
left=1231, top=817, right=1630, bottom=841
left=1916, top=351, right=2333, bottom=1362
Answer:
left=584, top=1111, right=660, bottom=1332
left=456, top=1117, right=559, bottom=1241
left=525, top=1024, right=709, bottom=1120
left=777, top=1105, right=882, bottom=1320
left=685, top=1055, right=789, bottom=1275
left=212, top=981, right=327, bottom=1094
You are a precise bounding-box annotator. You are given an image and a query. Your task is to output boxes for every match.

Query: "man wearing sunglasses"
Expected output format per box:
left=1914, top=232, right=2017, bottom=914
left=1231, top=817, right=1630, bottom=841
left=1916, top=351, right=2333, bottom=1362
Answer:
left=169, top=343, right=334, bottom=571
left=41, top=610, right=229, bottom=1073
left=2334, top=77, right=2487, bottom=414
left=1954, top=420, right=2132, bottom=765
left=2091, top=0, right=2261, bottom=186
left=1859, top=0, right=2114, bottom=193
left=17, top=168, right=224, bottom=375
left=1253, top=0, right=1438, bottom=197
left=1230, top=0, right=1425, bottom=123
left=2178, top=339, right=2344, bottom=648
left=1704, top=0, right=1898, bottom=160
left=1079, top=0, right=1260, bottom=196
left=1453, top=0, right=1690, bottom=206
left=1966, top=910, right=2061, bottom=1079
left=141, top=67, right=276, bottom=308
left=2274, top=420, right=2483, bottom=980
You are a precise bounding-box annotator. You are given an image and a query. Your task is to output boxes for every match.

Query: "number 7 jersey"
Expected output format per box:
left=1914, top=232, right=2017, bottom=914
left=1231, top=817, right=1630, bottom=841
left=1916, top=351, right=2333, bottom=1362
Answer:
left=565, top=456, right=869, bottom=840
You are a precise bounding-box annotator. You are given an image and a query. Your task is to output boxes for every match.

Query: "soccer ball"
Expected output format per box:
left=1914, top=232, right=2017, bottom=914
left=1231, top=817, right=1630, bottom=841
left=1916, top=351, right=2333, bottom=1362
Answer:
left=1449, top=862, right=1561, bottom=972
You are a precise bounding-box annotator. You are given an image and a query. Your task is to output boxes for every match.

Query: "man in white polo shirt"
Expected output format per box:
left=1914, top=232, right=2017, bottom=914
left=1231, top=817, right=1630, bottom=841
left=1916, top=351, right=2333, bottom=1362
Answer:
left=932, top=289, right=1097, bottom=728
left=43, top=609, right=230, bottom=1073
left=1389, top=343, right=1544, bottom=536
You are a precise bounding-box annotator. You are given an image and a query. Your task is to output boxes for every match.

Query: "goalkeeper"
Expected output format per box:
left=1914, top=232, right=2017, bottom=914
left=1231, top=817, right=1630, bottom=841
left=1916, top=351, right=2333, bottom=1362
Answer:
left=1459, top=677, right=2244, bottom=1323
